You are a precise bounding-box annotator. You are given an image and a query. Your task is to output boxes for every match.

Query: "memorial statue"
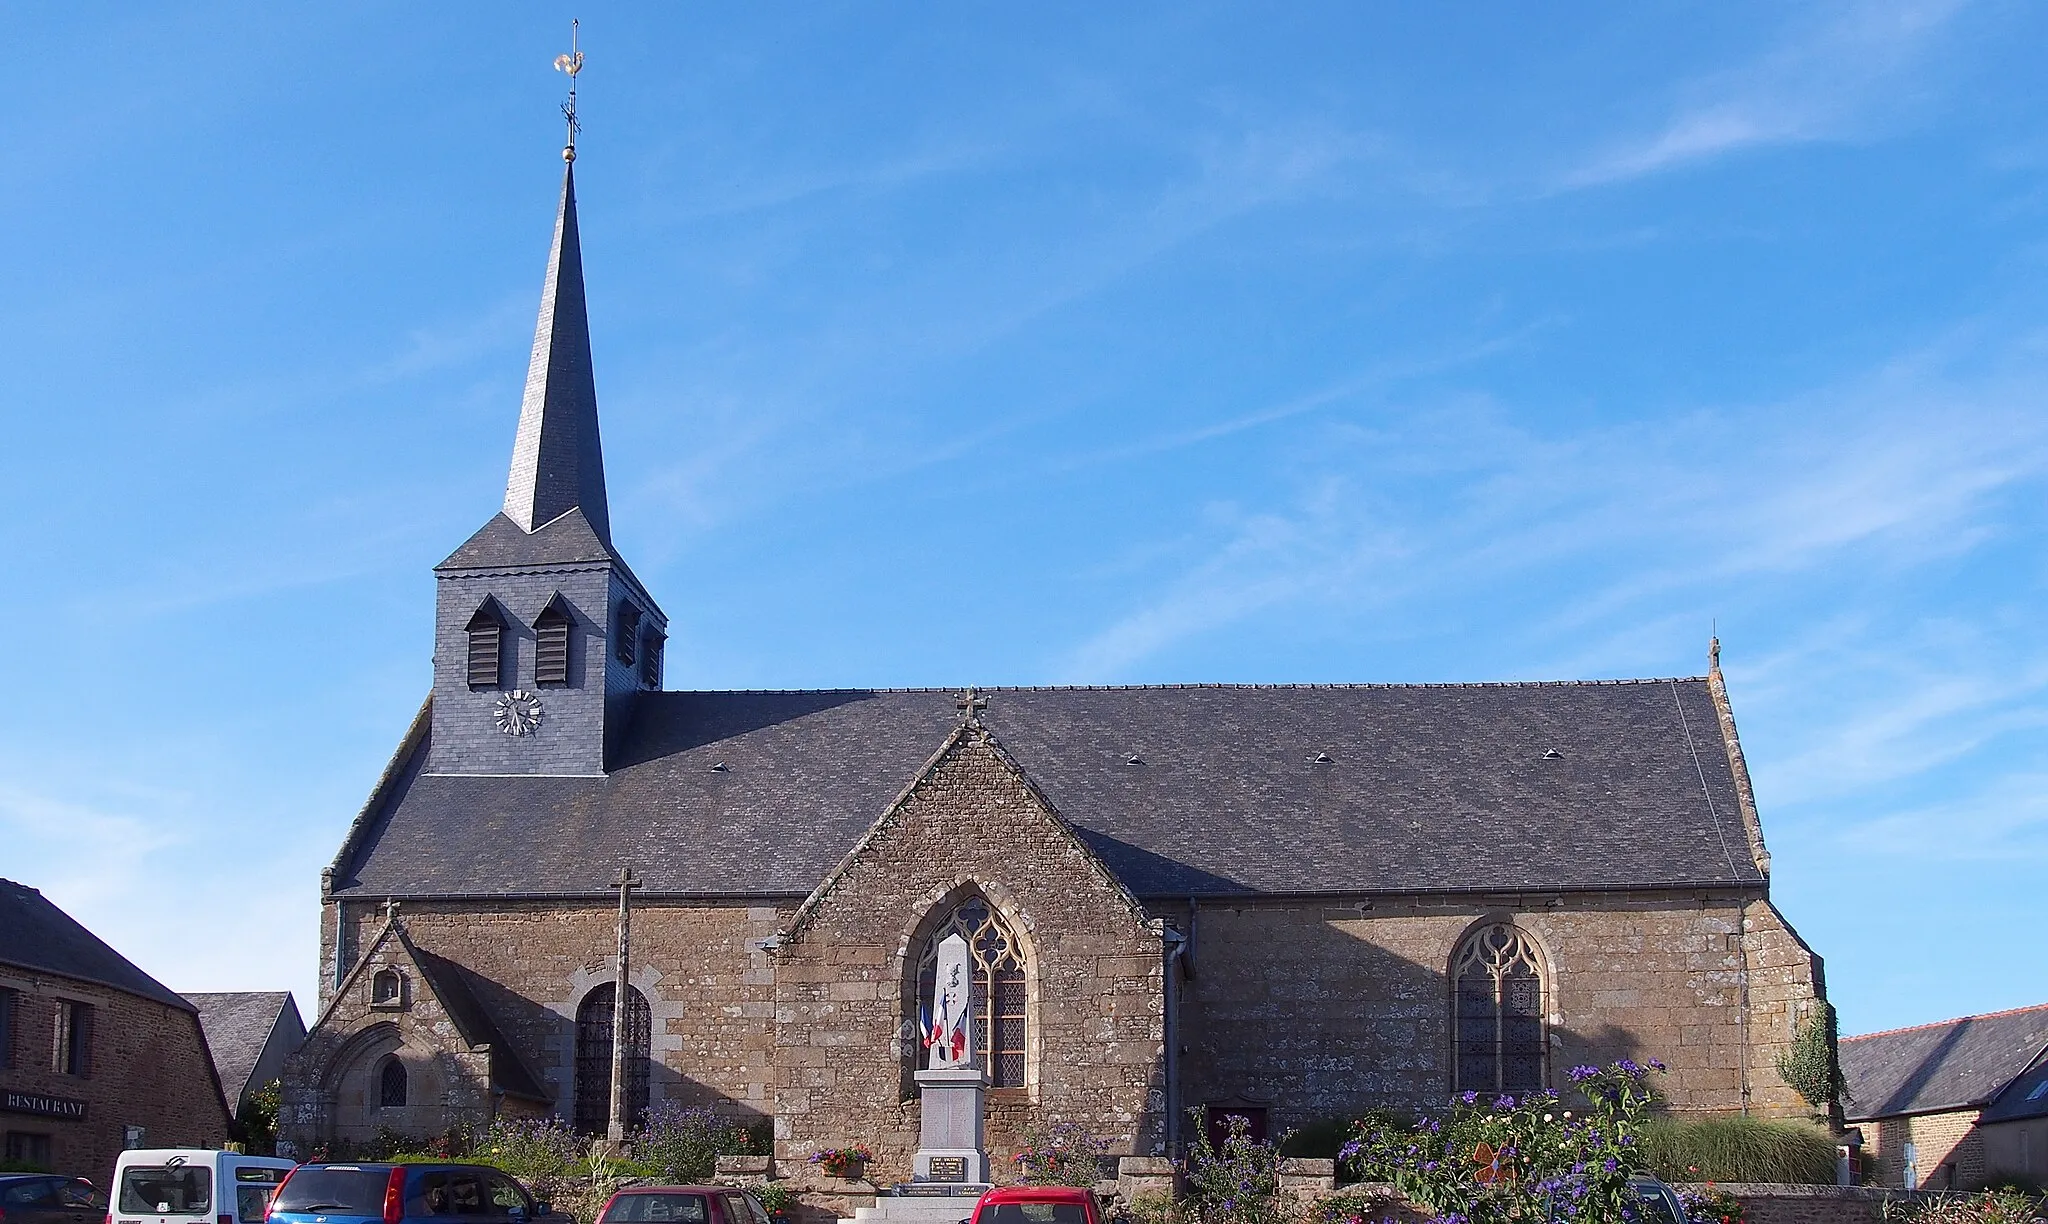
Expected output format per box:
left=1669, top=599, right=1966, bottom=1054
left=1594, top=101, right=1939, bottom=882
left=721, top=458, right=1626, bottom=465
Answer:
left=925, top=934, right=974, bottom=1068
left=913, top=931, right=989, bottom=1185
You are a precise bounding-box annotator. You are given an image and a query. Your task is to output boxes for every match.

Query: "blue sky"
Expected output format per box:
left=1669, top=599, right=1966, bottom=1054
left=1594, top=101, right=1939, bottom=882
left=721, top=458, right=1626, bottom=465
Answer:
left=2, top=3, right=2043, bottom=1040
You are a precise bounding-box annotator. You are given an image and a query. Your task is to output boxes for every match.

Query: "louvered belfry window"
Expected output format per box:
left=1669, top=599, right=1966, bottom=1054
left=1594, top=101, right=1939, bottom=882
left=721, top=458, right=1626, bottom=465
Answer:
left=916, top=895, right=1028, bottom=1087
left=465, top=605, right=505, bottom=690
left=535, top=601, right=572, bottom=686
left=639, top=628, right=664, bottom=689
left=1453, top=923, right=1548, bottom=1094
left=615, top=603, right=641, bottom=665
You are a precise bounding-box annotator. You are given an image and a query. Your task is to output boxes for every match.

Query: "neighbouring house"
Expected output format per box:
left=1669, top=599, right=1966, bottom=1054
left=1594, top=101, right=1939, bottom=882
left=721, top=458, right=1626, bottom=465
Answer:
left=0, top=879, right=232, bottom=1180
left=183, top=993, right=307, bottom=1116
left=1842, top=1003, right=2048, bottom=1190
left=280, top=135, right=1832, bottom=1177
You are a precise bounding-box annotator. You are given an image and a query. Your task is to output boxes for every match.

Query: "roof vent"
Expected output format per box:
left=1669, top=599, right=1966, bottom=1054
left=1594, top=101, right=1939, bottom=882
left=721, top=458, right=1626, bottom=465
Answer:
left=709, top=761, right=730, bottom=772
left=1125, top=754, right=1144, bottom=766
left=1540, top=748, right=1563, bottom=760
left=1308, top=751, right=1334, bottom=764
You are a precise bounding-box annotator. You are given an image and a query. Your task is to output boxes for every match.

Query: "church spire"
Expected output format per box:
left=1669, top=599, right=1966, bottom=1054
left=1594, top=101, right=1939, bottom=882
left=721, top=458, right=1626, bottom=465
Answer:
left=502, top=163, right=611, bottom=545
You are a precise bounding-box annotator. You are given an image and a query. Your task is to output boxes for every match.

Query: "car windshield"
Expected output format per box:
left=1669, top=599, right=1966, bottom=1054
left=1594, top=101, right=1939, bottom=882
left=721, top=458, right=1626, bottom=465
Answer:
left=980, top=1204, right=1088, bottom=1224
left=271, top=1169, right=391, bottom=1215
left=119, top=1168, right=213, bottom=1215
left=601, top=1194, right=710, bottom=1224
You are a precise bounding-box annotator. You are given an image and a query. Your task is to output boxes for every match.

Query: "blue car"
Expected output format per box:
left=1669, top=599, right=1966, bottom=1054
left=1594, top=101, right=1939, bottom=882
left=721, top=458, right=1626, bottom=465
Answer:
left=266, top=1165, right=571, bottom=1224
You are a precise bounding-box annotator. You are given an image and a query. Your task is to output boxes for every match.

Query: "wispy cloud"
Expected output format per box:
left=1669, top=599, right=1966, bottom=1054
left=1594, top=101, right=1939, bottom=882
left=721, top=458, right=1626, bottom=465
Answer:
left=1562, top=0, right=1966, bottom=187
left=1056, top=336, right=2048, bottom=680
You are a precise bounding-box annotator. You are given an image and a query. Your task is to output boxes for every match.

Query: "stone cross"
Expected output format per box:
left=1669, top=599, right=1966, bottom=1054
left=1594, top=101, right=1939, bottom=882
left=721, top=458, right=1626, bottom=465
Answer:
left=956, top=689, right=988, bottom=727
left=927, top=932, right=975, bottom=1069
left=608, top=866, right=640, bottom=1142
left=383, top=897, right=400, bottom=924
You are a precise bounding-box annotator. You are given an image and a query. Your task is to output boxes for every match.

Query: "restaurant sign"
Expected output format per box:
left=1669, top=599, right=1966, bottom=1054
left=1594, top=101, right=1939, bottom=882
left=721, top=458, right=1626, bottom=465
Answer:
left=2, top=1091, right=88, bottom=1120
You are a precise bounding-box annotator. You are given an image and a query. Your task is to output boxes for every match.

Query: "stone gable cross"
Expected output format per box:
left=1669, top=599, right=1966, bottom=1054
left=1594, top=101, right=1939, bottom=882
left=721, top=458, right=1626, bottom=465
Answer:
left=956, top=688, right=988, bottom=727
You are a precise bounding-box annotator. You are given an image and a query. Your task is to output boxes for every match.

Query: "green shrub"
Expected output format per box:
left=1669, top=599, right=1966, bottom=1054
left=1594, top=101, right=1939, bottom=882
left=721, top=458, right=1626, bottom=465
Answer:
left=1284, top=1112, right=1412, bottom=1162
left=1637, top=1115, right=1836, bottom=1185
left=1884, top=1189, right=2047, bottom=1224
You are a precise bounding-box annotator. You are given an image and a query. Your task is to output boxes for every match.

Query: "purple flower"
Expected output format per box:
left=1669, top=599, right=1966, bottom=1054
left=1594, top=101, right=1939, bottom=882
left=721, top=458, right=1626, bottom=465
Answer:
left=1569, top=1065, right=1600, bottom=1082
left=1603, top=1158, right=1619, bottom=1172
left=1618, top=1059, right=1641, bottom=1074
left=1497, top=1095, right=1516, bottom=1109
left=1461, top=1091, right=1480, bottom=1105
left=1648, top=1059, right=1667, bottom=1072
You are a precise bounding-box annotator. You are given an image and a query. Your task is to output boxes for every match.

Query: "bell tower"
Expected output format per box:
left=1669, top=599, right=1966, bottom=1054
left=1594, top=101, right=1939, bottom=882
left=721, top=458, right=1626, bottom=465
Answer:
left=426, top=133, right=665, bottom=777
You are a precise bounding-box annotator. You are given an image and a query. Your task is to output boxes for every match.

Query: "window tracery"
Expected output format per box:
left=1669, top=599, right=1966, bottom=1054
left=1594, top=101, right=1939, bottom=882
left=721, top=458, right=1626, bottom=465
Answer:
left=915, top=895, right=1026, bottom=1087
left=1452, top=922, right=1548, bottom=1094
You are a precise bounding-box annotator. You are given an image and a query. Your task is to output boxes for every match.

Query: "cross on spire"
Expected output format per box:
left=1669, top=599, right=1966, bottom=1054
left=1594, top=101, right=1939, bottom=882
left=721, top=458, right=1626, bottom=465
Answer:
left=956, top=688, right=988, bottom=727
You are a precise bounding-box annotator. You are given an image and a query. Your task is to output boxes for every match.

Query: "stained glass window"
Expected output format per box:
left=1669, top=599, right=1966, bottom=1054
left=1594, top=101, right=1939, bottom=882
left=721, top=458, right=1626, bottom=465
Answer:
left=916, top=895, right=1027, bottom=1087
left=1452, top=923, right=1547, bottom=1094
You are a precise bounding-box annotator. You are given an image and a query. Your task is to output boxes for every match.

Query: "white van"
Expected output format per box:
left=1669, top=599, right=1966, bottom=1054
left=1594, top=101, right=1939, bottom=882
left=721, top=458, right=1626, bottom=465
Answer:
left=110, top=1151, right=298, bottom=1224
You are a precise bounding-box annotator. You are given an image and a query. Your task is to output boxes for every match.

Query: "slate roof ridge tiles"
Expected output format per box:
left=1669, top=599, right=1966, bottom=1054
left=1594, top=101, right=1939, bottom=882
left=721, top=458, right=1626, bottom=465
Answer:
left=1844, top=1002, right=2048, bottom=1045
left=648, top=677, right=1712, bottom=696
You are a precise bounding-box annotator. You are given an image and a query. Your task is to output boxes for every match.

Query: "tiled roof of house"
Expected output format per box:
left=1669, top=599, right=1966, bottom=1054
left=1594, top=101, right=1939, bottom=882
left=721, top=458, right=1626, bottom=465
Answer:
left=0, top=878, right=191, bottom=1010
left=1842, top=1004, right=2048, bottom=1121
left=182, top=992, right=297, bottom=1105
left=332, top=678, right=1765, bottom=900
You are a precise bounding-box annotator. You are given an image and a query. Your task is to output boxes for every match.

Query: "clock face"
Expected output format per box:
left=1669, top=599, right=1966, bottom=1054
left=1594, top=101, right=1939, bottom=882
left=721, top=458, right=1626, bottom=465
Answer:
left=493, top=690, right=545, bottom=736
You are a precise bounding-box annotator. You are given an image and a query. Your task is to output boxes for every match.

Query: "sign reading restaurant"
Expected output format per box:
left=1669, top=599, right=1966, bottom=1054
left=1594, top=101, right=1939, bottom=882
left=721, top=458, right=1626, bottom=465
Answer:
left=2, top=1090, right=88, bottom=1120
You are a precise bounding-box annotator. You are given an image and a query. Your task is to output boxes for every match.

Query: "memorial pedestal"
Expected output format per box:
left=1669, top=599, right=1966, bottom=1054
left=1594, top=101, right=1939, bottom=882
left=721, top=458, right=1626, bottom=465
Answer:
left=911, top=1064, right=990, bottom=1185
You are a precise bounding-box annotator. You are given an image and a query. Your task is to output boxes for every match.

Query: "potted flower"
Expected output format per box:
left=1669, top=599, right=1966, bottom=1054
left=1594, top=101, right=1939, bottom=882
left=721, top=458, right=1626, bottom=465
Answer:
left=810, top=1144, right=873, bottom=1180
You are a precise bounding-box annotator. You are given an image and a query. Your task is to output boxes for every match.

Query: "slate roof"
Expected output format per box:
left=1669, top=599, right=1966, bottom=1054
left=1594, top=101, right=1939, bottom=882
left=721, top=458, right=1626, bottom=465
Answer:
left=332, top=679, right=1765, bottom=901
left=1842, top=1004, right=2048, bottom=1121
left=1981, top=1051, right=2048, bottom=1124
left=0, top=878, right=192, bottom=1010
left=409, top=944, right=549, bottom=1102
left=183, top=991, right=298, bottom=1103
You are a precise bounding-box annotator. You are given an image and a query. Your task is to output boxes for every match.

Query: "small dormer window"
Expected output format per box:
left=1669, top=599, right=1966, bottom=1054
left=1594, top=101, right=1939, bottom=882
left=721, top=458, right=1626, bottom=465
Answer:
left=535, top=598, right=573, bottom=687
left=639, top=627, right=664, bottom=689
left=466, top=603, right=506, bottom=690
left=615, top=603, right=642, bottom=665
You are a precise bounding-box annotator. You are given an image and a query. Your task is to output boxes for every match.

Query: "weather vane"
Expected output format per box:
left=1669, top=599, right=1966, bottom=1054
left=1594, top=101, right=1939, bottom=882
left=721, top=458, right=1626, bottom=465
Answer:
left=554, top=19, right=584, bottom=162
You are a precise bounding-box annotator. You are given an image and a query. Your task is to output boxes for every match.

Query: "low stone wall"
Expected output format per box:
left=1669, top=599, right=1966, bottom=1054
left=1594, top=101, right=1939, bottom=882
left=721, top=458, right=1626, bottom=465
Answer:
left=1675, top=1183, right=1928, bottom=1224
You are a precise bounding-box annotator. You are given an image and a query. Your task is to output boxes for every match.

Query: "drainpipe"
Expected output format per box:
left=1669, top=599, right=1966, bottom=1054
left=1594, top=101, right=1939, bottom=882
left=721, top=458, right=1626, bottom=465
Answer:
left=1162, top=926, right=1188, bottom=1158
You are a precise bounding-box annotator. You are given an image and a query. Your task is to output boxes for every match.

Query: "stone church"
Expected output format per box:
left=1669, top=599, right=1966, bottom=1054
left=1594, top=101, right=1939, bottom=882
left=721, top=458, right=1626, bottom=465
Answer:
left=281, top=152, right=1829, bottom=1177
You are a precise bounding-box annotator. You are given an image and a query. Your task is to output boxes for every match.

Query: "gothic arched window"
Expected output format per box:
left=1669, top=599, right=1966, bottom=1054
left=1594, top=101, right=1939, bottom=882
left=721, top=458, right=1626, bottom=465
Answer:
left=574, top=983, right=650, bottom=1134
left=916, top=895, right=1027, bottom=1087
left=378, top=1056, right=407, bottom=1108
left=466, top=603, right=506, bottom=690
left=1452, top=923, right=1548, bottom=1095
left=535, top=599, right=573, bottom=687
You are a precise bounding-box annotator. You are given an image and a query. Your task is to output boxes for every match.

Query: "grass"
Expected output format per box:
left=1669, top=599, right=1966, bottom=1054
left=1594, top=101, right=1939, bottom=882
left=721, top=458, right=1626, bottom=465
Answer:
left=1638, top=1115, right=1837, bottom=1185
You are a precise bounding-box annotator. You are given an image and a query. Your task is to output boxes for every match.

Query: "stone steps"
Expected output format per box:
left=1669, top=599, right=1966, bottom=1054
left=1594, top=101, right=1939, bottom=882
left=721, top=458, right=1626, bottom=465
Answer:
left=837, top=1187, right=990, bottom=1224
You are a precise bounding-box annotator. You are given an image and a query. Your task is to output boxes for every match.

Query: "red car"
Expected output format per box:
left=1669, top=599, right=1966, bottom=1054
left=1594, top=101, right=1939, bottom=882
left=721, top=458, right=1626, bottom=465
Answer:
left=964, top=1187, right=1102, bottom=1224
left=596, top=1187, right=772, bottom=1224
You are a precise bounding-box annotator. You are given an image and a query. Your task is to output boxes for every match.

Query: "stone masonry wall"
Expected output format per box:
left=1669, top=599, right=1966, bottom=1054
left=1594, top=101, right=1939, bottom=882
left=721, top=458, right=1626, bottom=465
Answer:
left=1859, top=1110, right=1986, bottom=1190
left=377, top=900, right=789, bottom=1123
left=774, top=728, right=1166, bottom=1184
left=1177, top=888, right=1823, bottom=1134
left=296, top=899, right=789, bottom=1148
left=0, top=967, right=229, bottom=1183
left=282, top=924, right=494, bottom=1150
